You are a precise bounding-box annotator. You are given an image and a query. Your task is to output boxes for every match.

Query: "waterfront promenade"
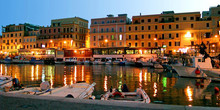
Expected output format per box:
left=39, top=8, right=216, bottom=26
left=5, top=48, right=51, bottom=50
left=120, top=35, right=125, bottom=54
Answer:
left=0, top=92, right=219, bottom=110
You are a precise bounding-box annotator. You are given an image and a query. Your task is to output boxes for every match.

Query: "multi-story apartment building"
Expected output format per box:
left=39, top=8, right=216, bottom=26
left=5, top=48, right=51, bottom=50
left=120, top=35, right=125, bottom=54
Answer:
left=1, top=23, right=39, bottom=55
left=37, top=17, right=88, bottom=50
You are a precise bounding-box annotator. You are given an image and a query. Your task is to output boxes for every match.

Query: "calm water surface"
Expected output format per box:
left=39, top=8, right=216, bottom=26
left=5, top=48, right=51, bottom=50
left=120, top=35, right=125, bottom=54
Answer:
left=0, top=64, right=220, bottom=107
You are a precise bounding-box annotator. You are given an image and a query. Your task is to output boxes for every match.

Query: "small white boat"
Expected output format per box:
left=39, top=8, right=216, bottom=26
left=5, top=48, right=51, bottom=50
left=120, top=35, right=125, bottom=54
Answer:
left=77, top=60, right=84, bottom=65
left=0, top=76, right=13, bottom=90
left=93, top=59, right=105, bottom=65
left=106, top=60, right=112, bottom=65
left=42, top=82, right=96, bottom=99
left=65, top=58, right=77, bottom=65
left=113, top=59, right=122, bottom=65
left=9, top=81, right=52, bottom=95
left=101, top=88, right=150, bottom=103
left=84, top=60, right=92, bottom=65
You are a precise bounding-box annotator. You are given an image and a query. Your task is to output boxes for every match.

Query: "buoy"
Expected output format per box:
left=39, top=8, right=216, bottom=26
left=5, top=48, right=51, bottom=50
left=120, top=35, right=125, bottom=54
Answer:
left=195, top=68, right=200, bottom=75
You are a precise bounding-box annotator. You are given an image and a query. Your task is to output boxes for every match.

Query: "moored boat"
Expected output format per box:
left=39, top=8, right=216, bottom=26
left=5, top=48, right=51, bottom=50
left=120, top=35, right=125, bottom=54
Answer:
left=65, top=57, right=77, bottom=65
left=101, top=88, right=150, bottom=103
left=0, top=76, right=13, bottom=90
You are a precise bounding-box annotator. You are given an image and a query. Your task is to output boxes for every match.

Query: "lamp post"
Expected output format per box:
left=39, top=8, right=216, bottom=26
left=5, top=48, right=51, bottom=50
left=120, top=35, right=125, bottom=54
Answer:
left=105, top=39, right=108, bottom=47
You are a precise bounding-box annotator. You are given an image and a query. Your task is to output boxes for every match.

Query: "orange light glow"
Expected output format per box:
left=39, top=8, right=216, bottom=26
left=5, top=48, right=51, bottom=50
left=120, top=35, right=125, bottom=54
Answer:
left=74, top=50, right=77, bottom=53
left=185, top=86, right=193, bottom=101
left=154, top=38, right=157, bottom=40
left=105, top=39, right=108, bottom=43
left=139, top=49, right=142, bottom=54
left=50, top=40, right=53, bottom=43
left=64, top=41, right=67, bottom=44
left=185, top=31, right=191, bottom=38
left=215, top=35, right=218, bottom=38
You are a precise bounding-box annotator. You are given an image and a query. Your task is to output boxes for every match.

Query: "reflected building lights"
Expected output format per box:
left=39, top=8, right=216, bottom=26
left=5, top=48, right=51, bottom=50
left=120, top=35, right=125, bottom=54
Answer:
left=64, top=75, right=67, bottom=86
left=36, top=65, right=39, bottom=80
left=31, top=65, right=34, bottom=81
left=0, top=64, right=2, bottom=75
left=144, top=72, right=147, bottom=82
left=5, top=66, right=7, bottom=75
left=153, top=82, right=157, bottom=97
left=82, top=65, right=84, bottom=81
left=185, top=86, right=193, bottom=101
left=139, top=70, right=142, bottom=88
left=74, top=66, right=77, bottom=83
left=104, top=76, right=108, bottom=92
left=42, top=67, right=45, bottom=82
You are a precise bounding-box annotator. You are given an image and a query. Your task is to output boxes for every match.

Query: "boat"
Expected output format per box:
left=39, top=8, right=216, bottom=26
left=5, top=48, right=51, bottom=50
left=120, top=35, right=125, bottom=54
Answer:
left=153, top=63, right=164, bottom=69
left=125, top=60, right=136, bottom=66
left=76, top=60, right=84, bottom=65
left=101, top=88, right=150, bottom=103
left=42, top=82, right=96, bottom=99
left=0, top=76, right=13, bottom=90
left=136, top=59, right=153, bottom=67
left=84, top=60, right=92, bottom=65
left=93, top=59, right=105, bottom=65
left=55, top=58, right=65, bottom=64
left=30, top=57, right=44, bottom=64
left=65, top=57, right=77, bottom=65
left=106, top=59, right=112, bottom=65
left=113, top=59, right=122, bottom=65
left=8, top=81, right=52, bottom=95
left=3, top=57, right=12, bottom=64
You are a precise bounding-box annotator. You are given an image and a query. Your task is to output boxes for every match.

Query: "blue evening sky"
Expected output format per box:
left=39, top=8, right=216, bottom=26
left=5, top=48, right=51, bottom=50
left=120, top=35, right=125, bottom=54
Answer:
left=0, top=0, right=219, bottom=35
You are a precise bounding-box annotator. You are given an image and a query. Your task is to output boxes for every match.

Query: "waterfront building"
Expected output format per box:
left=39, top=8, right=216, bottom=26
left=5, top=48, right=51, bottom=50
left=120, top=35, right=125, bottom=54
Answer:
left=127, top=6, right=220, bottom=56
left=1, top=23, right=39, bottom=56
left=37, top=17, right=89, bottom=50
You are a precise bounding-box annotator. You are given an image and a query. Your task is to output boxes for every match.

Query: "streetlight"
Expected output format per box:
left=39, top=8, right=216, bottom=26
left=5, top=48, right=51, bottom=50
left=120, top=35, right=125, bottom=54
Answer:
left=105, top=39, right=108, bottom=47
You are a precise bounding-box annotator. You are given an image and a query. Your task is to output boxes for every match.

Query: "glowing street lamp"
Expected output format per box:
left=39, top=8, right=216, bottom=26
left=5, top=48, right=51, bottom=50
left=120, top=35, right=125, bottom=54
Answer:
left=105, top=39, right=108, bottom=43
left=154, top=38, right=157, bottom=40
left=215, top=35, right=218, bottom=38
left=64, top=41, right=67, bottom=44
left=50, top=40, right=53, bottom=43
left=185, top=31, right=191, bottom=38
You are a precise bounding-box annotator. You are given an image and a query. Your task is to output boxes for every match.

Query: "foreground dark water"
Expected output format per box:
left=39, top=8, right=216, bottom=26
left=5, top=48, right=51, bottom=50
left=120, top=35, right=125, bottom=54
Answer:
left=0, top=64, right=220, bottom=107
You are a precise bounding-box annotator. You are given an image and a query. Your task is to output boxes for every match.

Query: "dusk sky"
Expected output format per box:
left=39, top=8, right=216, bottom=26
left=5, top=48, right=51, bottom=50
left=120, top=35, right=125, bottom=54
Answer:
left=0, top=0, right=220, bottom=35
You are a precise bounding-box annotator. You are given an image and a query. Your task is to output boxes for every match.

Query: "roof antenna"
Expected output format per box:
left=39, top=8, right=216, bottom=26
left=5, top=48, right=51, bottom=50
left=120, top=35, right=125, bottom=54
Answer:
left=140, top=13, right=142, bottom=16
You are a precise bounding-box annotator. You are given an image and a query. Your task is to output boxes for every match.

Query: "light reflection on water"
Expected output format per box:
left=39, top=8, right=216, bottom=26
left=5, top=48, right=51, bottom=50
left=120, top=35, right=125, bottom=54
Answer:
left=0, top=64, right=220, bottom=107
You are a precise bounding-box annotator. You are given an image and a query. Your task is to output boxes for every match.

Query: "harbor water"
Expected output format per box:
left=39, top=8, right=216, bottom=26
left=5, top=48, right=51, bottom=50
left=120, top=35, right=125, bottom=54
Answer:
left=0, top=64, right=220, bottom=107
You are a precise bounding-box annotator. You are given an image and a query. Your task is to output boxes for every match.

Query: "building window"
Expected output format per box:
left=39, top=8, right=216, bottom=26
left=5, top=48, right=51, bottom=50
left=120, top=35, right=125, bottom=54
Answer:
left=135, top=26, right=137, bottom=30
left=169, top=42, right=172, bottom=46
left=27, top=38, right=29, bottom=42
left=155, top=34, right=158, bottom=38
left=142, top=42, right=144, bottom=47
left=191, top=24, right=194, bottom=28
left=162, top=25, right=164, bottom=29
left=119, top=27, right=122, bottom=32
left=176, top=24, right=179, bottom=29
left=155, top=19, right=158, bottom=22
left=7, top=46, right=9, bottom=49
left=58, top=28, right=60, bottom=32
left=175, top=42, right=180, bottom=46
left=141, top=26, right=144, bottom=30
left=206, top=23, right=209, bottom=27
left=148, top=26, right=151, bottom=30
left=148, top=42, right=151, bottom=47
left=20, top=39, right=21, bottom=42
left=54, top=29, right=56, bottom=33
left=44, top=30, right=46, bottom=33
left=142, top=35, right=144, bottom=39
left=11, top=34, right=13, bottom=37
left=191, top=41, right=194, bottom=45
left=111, top=35, right=115, bottom=40
left=112, top=28, right=114, bottom=32
left=49, top=29, right=51, bottom=33
left=129, top=43, right=131, bottom=47
left=141, top=19, right=144, bottom=23
left=33, top=38, right=35, bottom=42
left=27, top=45, right=29, bottom=49
left=183, top=17, right=187, bottom=20
left=155, top=42, right=158, bottom=47
left=101, top=28, right=104, bottom=33
left=135, top=43, right=138, bottom=47
left=102, top=21, right=105, bottom=24
left=24, top=39, right=25, bottom=42
left=148, top=34, right=151, bottom=39
left=176, top=33, right=179, bottom=38
left=162, top=34, right=164, bottom=39
left=93, top=29, right=96, bottom=33
left=30, top=38, right=32, bottom=42
left=169, top=34, right=172, bottom=38
left=155, top=25, right=157, bottom=30
left=129, top=35, right=131, bottom=39
left=119, top=34, right=122, bottom=40
left=129, top=27, right=131, bottom=31
left=135, top=35, right=138, bottom=40
left=11, top=39, right=13, bottom=43
left=112, top=42, right=114, bottom=47
left=106, top=28, right=109, bottom=32
left=94, top=43, right=96, bottom=46
left=148, top=19, right=151, bottom=22
left=190, top=17, right=194, bottom=20
left=94, top=36, right=96, bottom=41
left=169, top=25, right=171, bottom=29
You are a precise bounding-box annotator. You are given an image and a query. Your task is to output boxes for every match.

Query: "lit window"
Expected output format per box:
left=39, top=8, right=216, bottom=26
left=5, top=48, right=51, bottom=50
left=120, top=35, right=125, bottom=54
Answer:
left=119, top=35, right=122, bottom=40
